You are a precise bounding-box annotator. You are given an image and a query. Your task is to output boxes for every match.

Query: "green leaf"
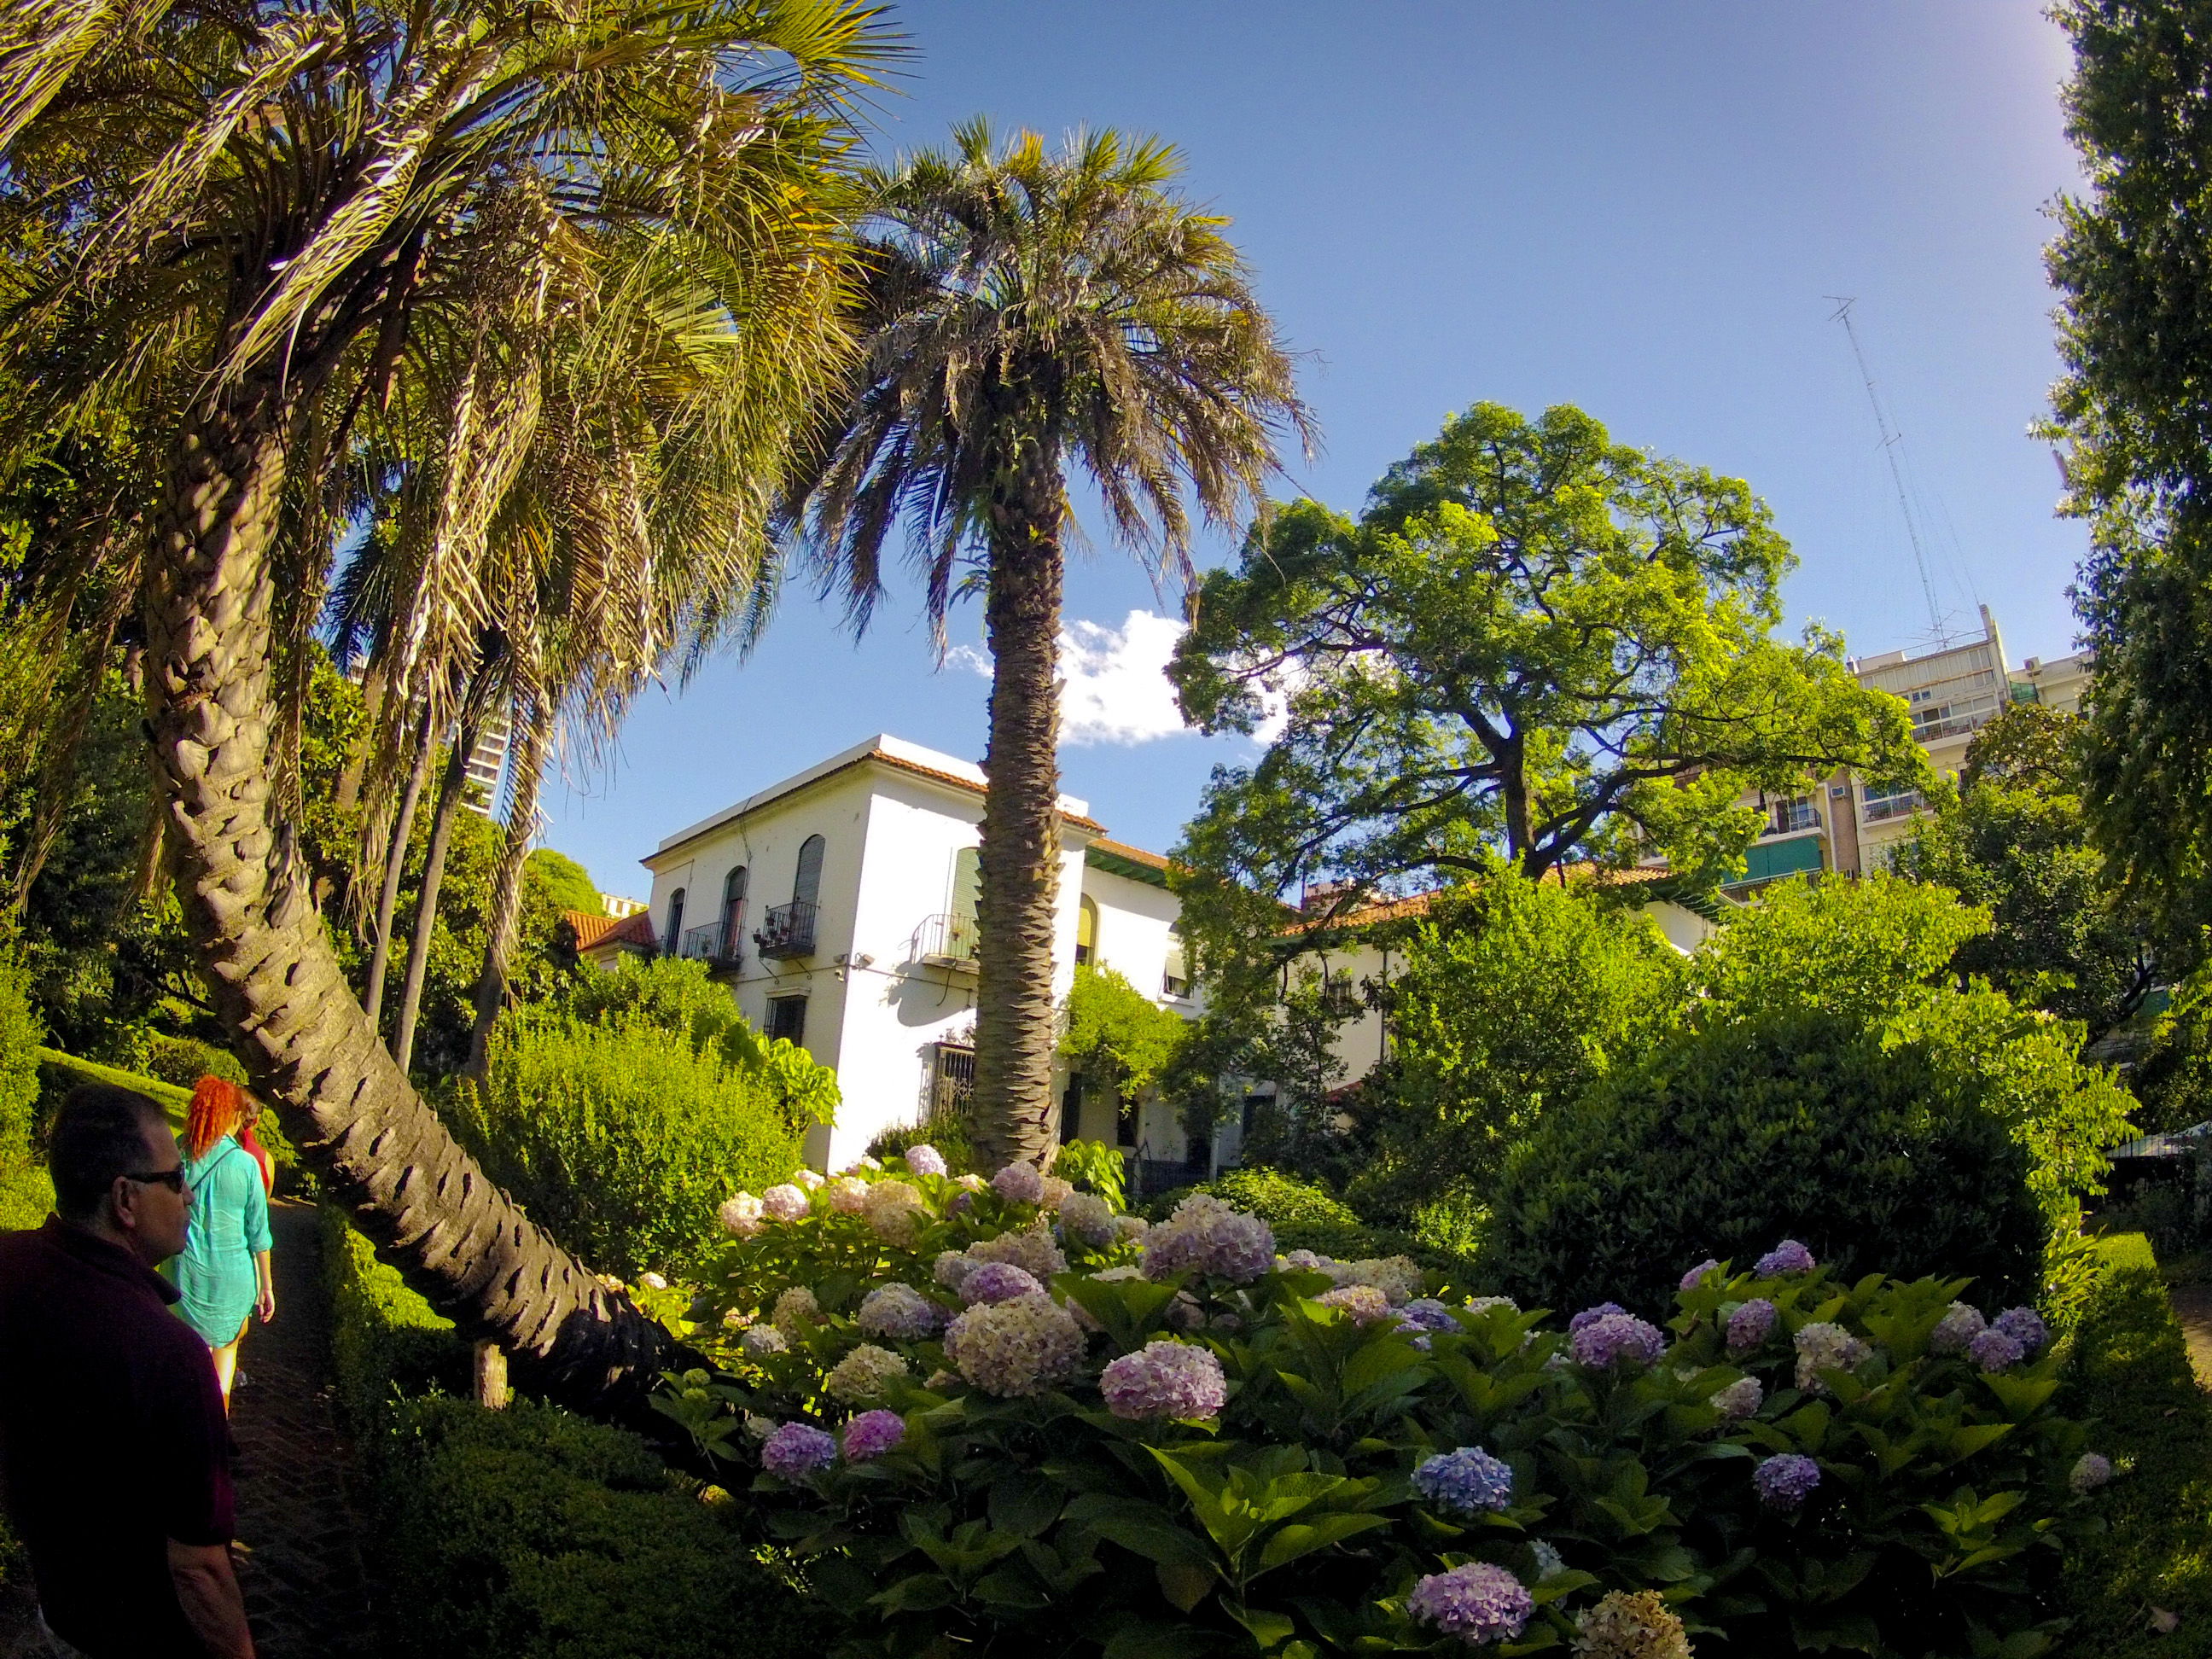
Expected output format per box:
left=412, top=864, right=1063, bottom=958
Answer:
left=989, top=1475, right=1065, bottom=1539
left=1103, top=1620, right=1221, bottom=1659
left=1256, top=1513, right=1388, bottom=1573
left=1157, top=1560, right=1215, bottom=1613
left=1223, top=1599, right=1299, bottom=1650
left=870, top=1574, right=957, bottom=1614
left=1788, top=1608, right=1883, bottom=1652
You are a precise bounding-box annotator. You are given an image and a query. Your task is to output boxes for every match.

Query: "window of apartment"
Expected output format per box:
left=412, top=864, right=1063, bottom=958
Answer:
left=1076, top=894, right=1098, bottom=966
left=1764, top=795, right=1819, bottom=835
left=1321, top=969, right=1359, bottom=1018
left=664, top=887, right=685, bottom=957
left=792, top=835, right=825, bottom=909
left=720, top=866, right=747, bottom=957
left=765, top=995, right=807, bottom=1045
left=1161, top=923, right=1190, bottom=999
left=1860, top=783, right=1923, bottom=824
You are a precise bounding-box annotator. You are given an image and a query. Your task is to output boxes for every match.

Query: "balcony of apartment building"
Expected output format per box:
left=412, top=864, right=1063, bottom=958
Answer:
left=915, top=910, right=980, bottom=971
left=1726, top=793, right=1827, bottom=890
left=754, top=899, right=818, bottom=961
left=677, top=920, right=743, bottom=973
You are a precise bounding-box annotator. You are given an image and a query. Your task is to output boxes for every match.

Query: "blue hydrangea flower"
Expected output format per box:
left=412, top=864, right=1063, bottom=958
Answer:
left=760, top=1422, right=837, bottom=1480
left=2070, top=1452, right=2112, bottom=1494
left=1412, top=1447, right=1515, bottom=1516
left=1569, top=1313, right=1667, bottom=1370
left=1679, top=1258, right=1721, bottom=1291
left=1406, top=1562, right=1532, bottom=1644
left=1755, top=1239, right=1817, bottom=1275
left=1968, top=1327, right=2025, bottom=1372
left=1753, top=1452, right=1821, bottom=1510
left=1568, top=1301, right=1627, bottom=1333
left=1992, top=1306, right=2049, bottom=1355
left=1726, top=1298, right=1778, bottom=1353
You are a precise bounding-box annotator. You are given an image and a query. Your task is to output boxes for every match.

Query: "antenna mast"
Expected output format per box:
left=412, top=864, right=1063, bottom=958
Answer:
left=1826, top=297, right=1947, bottom=645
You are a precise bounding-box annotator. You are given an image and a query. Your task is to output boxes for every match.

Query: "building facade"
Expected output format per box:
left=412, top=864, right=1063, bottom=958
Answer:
left=637, top=736, right=1208, bottom=1172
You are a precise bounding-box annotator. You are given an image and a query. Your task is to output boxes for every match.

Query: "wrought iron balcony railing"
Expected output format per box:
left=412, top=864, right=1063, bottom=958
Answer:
left=754, top=899, right=818, bottom=960
left=916, top=911, right=980, bottom=968
left=678, top=921, right=742, bottom=971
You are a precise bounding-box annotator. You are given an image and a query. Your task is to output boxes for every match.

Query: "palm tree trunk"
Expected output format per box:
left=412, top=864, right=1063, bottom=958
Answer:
left=362, top=701, right=435, bottom=1026
left=970, top=498, right=1066, bottom=1173
left=392, top=719, right=474, bottom=1075
left=140, top=393, right=683, bottom=1413
left=463, top=698, right=546, bottom=1080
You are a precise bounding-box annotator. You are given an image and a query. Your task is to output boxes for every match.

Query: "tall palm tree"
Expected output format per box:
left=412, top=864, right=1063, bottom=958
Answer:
left=0, top=0, right=888, bottom=1410
left=799, top=121, right=1311, bottom=1171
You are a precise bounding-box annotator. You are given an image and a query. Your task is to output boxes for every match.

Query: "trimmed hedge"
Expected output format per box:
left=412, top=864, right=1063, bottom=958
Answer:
left=2057, top=1231, right=2212, bottom=1656
left=1144, top=1165, right=1468, bottom=1275
left=320, top=1204, right=827, bottom=1659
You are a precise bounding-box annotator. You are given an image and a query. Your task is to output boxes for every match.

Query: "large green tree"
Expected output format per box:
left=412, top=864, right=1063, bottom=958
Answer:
left=0, top=0, right=888, bottom=1410
left=1171, top=405, right=1926, bottom=972
left=2046, top=0, right=2212, bottom=929
left=1891, top=702, right=2176, bottom=1041
left=795, top=122, right=1309, bottom=1172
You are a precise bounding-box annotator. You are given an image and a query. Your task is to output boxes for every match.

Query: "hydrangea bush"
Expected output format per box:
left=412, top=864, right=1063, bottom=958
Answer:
left=657, top=1159, right=2108, bottom=1658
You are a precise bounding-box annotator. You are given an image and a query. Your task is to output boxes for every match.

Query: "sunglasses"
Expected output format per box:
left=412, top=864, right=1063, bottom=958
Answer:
left=124, top=1167, right=187, bottom=1194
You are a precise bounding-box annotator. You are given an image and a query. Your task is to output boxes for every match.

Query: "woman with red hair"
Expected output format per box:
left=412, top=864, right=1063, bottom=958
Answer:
left=167, top=1075, right=275, bottom=1410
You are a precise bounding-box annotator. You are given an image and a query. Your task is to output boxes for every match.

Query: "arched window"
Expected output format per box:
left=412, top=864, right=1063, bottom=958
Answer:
left=665, top=887, right=686, bottom=957
left=1076, top=894, right=1098, bottom=965
left=793, top=835, right=825, bottom=908
left=1162, top=921, right=1189, bottom=999
left=720, top=865, right=748, bottom=955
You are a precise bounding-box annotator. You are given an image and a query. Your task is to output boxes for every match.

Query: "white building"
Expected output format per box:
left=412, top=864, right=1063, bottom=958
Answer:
left=638, top=736, right=1208, bottom=1173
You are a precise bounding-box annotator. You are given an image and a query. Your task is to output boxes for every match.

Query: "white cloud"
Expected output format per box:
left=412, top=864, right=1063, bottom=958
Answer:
left=948, top=609, right=1196, bottom=748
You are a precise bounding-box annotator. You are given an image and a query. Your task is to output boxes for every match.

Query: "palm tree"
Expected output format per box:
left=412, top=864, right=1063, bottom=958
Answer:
left=798, top=121, right=1311, bottom=1171
left=0, top=0, right=888, bottom=1410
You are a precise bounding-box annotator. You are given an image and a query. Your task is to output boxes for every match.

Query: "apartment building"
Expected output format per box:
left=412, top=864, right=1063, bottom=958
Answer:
left=1728, top=606, right=2091, bottom=891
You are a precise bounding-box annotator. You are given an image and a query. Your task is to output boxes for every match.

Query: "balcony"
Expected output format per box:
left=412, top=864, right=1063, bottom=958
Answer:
left=678, top=921, right=742, bottom=972
left=916, top=911, right=979, bottom=969
left=754, top=899, right=818, bottom=960
left=1861, top=790, right=1923, bottom=824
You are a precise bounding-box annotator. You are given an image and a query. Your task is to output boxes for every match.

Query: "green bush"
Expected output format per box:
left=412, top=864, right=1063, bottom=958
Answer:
left=0, top=1157, right=52, bottom=1231
left=378, top=1395, right=830, bottom=1659
left=1481, top=1010, right=2050, bottom=1315
left=0, top=944, right=43, bottom=1166
left=450, top=992, right=812, bottom=1277
left=2056, top=1232, right=2212, bottom=1656
left=319, top=1203, right=468, bottom=1439
left=138, top=1032, right=247, bottom=1091
left=664, top=1161, right=2110, bottom=1659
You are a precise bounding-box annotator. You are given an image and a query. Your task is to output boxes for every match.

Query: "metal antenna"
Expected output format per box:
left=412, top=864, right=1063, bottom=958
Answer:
left=1826, top=297, right=1947, bottom=645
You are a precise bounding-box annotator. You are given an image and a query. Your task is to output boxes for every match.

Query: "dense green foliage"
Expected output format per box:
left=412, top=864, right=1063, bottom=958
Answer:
left=2055, top=1232, right=2212, bottom=1656
left=1345, top=873, right=1682, bottom=1226
left=665, top=1162, right=2110, bottom=1659
left=526, top=848, right=604, bottom=918
left=0, top=943, right=42, bottom=1170
left=320, top=1205, right=825, bottom=1659
left=1481, top=1010, right=2049, bottom=1314
left=2045, top=0, right=2212, bottom=940
left=1061, top=963, right=1188, bottom=1104
left=1168, top=403, right=1925, bottom=1004
left=1895, top=705, right=2171, bottom=1039
left=1152, top=1165, right=1390, bottom=1260
left=451, top=960, right=832, bottom=1275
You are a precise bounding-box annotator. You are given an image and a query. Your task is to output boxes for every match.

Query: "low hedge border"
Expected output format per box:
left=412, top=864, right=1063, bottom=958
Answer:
left=320, top=1204, right=828, bottom=1659
left=2057, top=1231, right=2212, bottom=1656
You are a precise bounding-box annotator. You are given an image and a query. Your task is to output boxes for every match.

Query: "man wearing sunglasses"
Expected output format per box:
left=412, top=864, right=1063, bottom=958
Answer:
left=0, top=1084, right=253, bottom=1657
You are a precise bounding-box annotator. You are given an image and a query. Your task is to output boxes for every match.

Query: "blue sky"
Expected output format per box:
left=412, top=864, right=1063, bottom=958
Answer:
left=544, top=1, right=2086, bottom=902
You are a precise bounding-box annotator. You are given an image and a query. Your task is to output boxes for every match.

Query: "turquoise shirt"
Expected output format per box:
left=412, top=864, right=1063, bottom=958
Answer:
left=166, top=1134, right=271, bottom=1347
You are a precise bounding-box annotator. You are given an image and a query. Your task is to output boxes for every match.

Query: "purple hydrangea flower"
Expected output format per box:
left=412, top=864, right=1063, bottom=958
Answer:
left=1755, top=1239, right=1817, bottom=1276
left=2070, top=1452, right=2112, bottom=1494
left=841, top=1409, right=905, bottom=1462
left=760, top=1422, right=837, bottom=1480
left=1713, top=1375, right=1763, bottom=1420
left=1099, top=1340, right=1229, bottom=1420
left=1412, top=1447, right=1515, bottom=1516
left=1141, top=1194, right=1275, bottom=1283
left=1929, top=1302, right=1986, bottom=1355
left=1967, top=1327, right=2026, bottom=1372
left=1569, top=1313, right=1667, bottom=1370
left=1406, top=1562, right=1533, bottom=1644
left=1726, top=1298, right=1778, bottom=1353
left=1569, top=1301, right=1627, bottom=1334
left=960, top=1261, right=1045, bottom=1306
left=1992, top=1307, right=2050, bottom=1355
left=858, top=1283, right=943, bottom=1342
left=1679, top=1259, right=1722, bottom=1292
left=1753, top=1452, right=1821, bottom=1510
left=1394, top=1298, right=1461, bottom=1349
left=905, top=1144, right=948, bottom=1179
left=1318, top=1284, right=1393, bottom=1325
left=992, top=1161, right=1045, bottom=1204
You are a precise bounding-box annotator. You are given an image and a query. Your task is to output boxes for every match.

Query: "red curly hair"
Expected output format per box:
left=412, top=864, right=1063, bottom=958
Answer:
left=183, top=1075, right=250, bottom=1161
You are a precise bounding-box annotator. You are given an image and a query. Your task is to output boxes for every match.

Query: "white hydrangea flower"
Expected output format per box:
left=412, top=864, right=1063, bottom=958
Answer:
left=825, top=1343, right=910, bottom=1402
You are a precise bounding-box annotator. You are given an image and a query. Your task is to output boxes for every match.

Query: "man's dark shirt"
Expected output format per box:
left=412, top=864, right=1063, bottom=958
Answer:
left=0, top=1217, right=234, bottom=1656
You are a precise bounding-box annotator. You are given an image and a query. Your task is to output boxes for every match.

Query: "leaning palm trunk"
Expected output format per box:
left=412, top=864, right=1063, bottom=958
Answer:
left=391, top=719, right=474, bottom=1075
left=143, top=391, right=681, bottom=1410
left=463, top=696, right=548, bottom=1079
left=970, top=477, right=1067, bottom=1171
left=362, top=702, right=434, bottom=1025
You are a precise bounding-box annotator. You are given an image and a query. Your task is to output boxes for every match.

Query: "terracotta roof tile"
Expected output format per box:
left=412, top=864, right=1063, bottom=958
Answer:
left=567, top=909, right=655, bottom=952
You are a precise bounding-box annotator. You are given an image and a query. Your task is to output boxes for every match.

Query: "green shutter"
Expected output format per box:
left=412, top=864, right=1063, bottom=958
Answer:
left=1741, top=835, right=1826, bottom=883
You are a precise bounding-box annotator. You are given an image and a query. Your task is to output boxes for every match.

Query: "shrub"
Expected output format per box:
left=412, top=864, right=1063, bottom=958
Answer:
left=661, top=1165, right=2110, bottom=1659
left=319, top=1204, right=468, bottom=1439
left=375, top=1396, right=829, bottom=1659
left=1481, top=1011, right=2050, bottom=1316
left=0, top=1158, right=52, bottom=1231
left=139, top=1033, right=247, bottom=1090
left=1050, top=1137, right=1127, bottom=1209
left=1155, top=1165, right=1368, bottom=1254
left=2056, top=1231, right=2212, bottom=1654
left=0, top=944, right=42, bottom=1167
left=450, top=998, right=812, bottom=1277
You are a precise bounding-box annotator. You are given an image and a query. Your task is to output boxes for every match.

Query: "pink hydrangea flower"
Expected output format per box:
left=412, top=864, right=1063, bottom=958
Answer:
left=904, top=1144, right=948, bottom=1179
left=1569, top=1313, right=1667, bottom=1370
left=761, top=1185, right=811, bottom=1223
left=842, top=1409, right=905, bottom=1462
left=1407, top=1563, right=1532, bottom=1644
left=1318, top=1284, right=1393, bottom=1325
left=992, top=1161, right=1046, bottom=1204
left=1100, top=1340, right=1228, bottom=1420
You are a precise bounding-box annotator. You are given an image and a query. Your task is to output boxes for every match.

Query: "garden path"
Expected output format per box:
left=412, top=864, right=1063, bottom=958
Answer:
left=2165, top=1282, right=2212, bottom=1388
